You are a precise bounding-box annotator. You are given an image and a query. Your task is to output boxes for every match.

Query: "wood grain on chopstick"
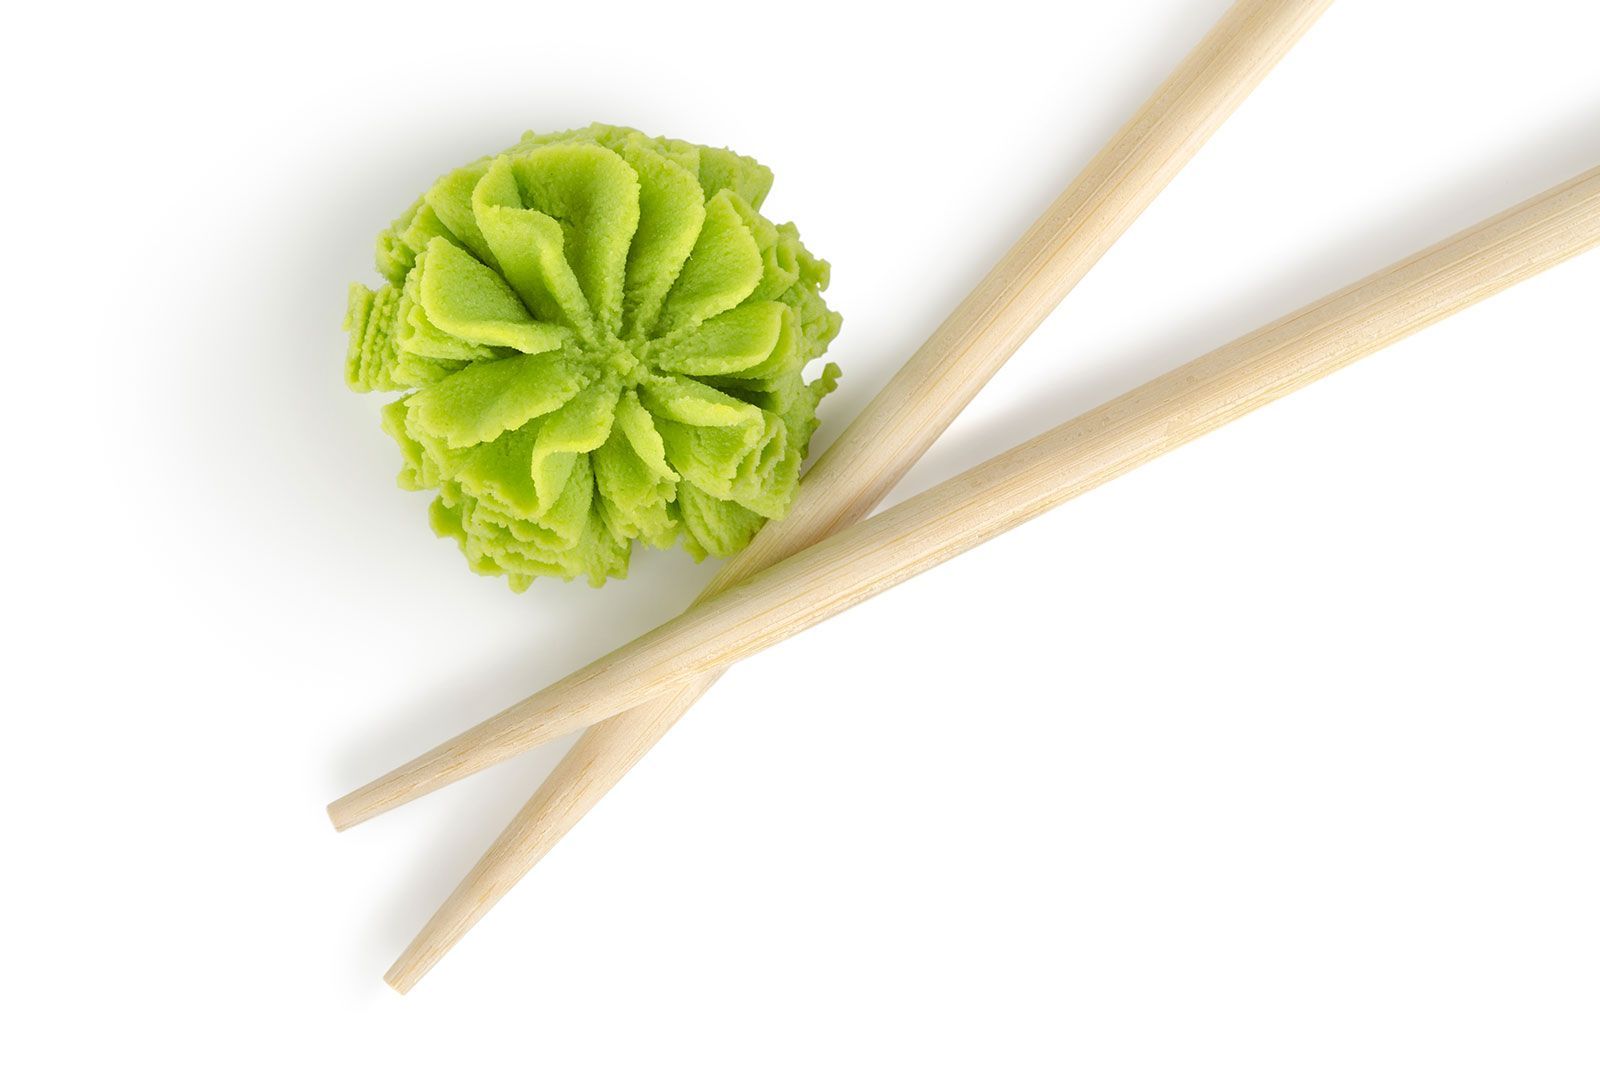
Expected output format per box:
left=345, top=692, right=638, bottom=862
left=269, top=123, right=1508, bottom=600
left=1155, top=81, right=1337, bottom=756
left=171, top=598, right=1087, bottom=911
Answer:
left=380, top=164, right=1600, bottom=991
left=332, top=0, right=1333, bottom=838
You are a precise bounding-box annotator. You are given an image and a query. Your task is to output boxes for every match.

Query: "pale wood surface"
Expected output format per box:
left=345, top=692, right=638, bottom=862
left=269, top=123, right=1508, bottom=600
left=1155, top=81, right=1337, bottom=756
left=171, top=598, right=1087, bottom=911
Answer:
left=334, top=0, right=1332, bottom=835
left=379, top=165, right=1600, bottom=990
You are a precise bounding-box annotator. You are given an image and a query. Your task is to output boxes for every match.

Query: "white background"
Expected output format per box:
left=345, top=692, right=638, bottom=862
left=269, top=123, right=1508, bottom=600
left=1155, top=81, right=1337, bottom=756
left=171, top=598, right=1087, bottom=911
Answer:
left=5, top=1, right=1597, bottom=1062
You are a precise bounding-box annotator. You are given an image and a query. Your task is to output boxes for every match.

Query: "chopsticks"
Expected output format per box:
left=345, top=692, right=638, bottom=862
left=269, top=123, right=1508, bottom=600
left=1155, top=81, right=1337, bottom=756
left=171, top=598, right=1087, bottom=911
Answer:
left=315, top=0, right=1597, bottom=991
left=333, top=0, right=1333, bottom=835
left=377, top=165, right=1600, bottom=988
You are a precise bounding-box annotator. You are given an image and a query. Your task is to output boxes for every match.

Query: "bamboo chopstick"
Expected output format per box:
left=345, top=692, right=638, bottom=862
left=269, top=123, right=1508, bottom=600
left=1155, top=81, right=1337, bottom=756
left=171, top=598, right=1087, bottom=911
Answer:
left=380, top=165, right=1600, bottom=990
left=332, top=0, right=1332, bottom=836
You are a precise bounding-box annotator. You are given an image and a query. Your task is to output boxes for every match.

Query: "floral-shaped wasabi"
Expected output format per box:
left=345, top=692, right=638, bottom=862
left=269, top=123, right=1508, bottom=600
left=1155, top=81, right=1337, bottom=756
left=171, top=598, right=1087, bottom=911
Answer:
left=344, top=124, right=842, bottom=589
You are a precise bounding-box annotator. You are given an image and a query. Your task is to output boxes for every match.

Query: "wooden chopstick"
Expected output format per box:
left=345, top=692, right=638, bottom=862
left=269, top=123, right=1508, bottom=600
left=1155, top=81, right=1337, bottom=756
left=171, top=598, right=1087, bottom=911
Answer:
left=332, top=0, right=1332, bottom=836
left=379, top=165, right=1600, bottom=990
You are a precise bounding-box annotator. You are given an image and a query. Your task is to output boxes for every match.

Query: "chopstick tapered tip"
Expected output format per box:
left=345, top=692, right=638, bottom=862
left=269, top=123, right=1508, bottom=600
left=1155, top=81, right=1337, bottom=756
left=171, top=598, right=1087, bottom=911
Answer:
left=385, top=937, right=443, bottom=994
left=326, top=794, right=360, bottom=832
left=327, top=776, right=398, bottom=831
left=383, top=958, right=418, bottom=995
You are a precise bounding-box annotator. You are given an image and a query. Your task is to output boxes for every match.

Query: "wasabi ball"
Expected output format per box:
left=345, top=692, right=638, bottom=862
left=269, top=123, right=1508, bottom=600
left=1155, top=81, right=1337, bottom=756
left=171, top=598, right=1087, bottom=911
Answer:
left=345, top=124, right=841, bottom=589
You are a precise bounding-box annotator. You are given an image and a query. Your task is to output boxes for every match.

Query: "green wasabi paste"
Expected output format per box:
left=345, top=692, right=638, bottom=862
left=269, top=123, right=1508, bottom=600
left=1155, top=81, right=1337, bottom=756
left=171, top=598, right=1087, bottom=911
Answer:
left=345, top=124, right=841, bottom=589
